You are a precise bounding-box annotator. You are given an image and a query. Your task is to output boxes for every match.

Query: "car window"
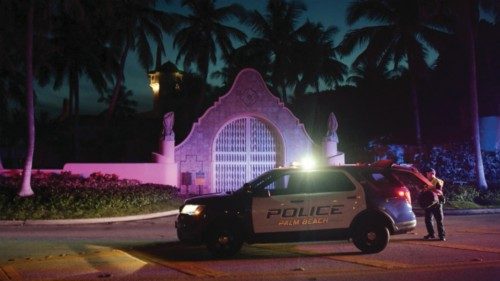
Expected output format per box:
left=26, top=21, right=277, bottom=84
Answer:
left=260, top=173, right=307, bottom=195
left=307, top=171, right=356, bottom=193
left=363, top=171, right=400, bottom=189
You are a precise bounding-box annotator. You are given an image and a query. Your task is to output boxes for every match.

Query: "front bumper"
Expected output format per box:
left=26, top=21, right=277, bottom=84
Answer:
left=175, top=214, right=207, bottom=244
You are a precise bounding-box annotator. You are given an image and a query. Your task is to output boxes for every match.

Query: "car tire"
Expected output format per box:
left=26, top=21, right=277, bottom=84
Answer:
left=206, top=226, right=243, bottom=258
left=352, top=223, right=390, bottom=254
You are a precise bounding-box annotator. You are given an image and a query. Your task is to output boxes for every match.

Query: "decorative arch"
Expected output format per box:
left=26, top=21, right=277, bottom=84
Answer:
left=175, top=68, right=315, bottom=193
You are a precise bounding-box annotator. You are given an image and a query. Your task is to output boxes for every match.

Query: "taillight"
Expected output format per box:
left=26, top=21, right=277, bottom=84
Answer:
left=395, top=187, right=411, bottom=204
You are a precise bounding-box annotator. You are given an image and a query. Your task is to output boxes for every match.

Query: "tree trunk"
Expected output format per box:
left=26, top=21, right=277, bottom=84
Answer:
left=293, top=78, right=307, bottom=97
left=70, top=69, right=81, bottom=160
left=69, top=85, right=74, bottom=116
left=19, top=1, right=35, bottom=197
left=107, top=40, right=130, bottom=122
left=280, top=83, right=288, bottom=105
left=197, top=61, right=209, bottom=115
left=407, top=53, right=423, bottom=147
left=458, top=0, right=488, bottom=190
left=73, top=72, right=80, bottom=118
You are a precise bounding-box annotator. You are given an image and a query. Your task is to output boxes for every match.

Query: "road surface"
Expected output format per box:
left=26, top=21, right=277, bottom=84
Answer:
left=1, top=214, right=499, bottom=281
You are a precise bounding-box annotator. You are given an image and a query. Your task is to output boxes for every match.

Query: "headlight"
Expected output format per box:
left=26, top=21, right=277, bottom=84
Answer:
left=180, top=204, right=205, bottom=216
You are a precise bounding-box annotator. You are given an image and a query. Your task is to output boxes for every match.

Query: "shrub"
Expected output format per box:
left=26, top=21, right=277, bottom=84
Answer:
left=0, top=172, right=183, bottom=220
left=476, top=190, right=500, bottom=206
left=366, top=141, right=500, bottom=186
left=445, top=185, right=480, bottom=202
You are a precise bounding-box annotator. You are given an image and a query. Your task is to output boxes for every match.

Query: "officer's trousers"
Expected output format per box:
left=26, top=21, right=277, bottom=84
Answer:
left=425, top=203, right=445, bottom=238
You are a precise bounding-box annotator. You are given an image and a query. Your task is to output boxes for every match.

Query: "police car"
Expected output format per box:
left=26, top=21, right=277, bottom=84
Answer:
left=175, top=161, right=423, bottom=257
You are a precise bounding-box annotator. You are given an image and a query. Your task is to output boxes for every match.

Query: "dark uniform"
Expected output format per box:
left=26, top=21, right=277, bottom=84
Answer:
left=424, top=169, right=446, bottom=241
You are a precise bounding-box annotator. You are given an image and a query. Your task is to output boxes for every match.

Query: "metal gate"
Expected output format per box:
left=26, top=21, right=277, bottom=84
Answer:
left=213, top=117, right=281, bottom=192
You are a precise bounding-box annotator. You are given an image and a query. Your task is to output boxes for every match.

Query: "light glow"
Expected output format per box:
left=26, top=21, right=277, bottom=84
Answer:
left=149, top=82, right=160, bottom=95
left=301, top=156, right=316, bottom=170
left=180, top=204, right=205, bottom=216
left=149, top=71, right=161, bottom=95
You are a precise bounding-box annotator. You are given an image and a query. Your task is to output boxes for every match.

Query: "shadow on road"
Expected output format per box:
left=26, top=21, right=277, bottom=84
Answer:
left=122, top=241, right=363, bottom=262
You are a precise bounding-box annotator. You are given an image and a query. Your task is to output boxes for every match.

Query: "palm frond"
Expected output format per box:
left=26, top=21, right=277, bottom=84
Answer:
left=346, top=0, right=393, bottom=25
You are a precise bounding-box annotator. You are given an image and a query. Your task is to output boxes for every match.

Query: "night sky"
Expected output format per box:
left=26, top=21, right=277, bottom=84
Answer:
left=36, top=0, right=355, bottom=116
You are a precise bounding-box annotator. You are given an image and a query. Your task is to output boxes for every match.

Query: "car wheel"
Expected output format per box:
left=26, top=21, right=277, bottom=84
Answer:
left=352, top=223, right=390, bottom=253
left=206, top=226, right=243, bottom=258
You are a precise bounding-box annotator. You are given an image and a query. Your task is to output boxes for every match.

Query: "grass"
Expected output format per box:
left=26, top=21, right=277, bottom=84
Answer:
left=446, top=200, right=482, bottom=209
left=0, top=172, right=185, bottom=220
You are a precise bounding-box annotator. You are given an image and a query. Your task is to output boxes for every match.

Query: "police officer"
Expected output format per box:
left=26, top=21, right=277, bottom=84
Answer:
left=423, top=168, right=446, bottom=241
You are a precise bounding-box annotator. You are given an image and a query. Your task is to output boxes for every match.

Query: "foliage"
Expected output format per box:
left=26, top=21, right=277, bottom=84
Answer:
left=339, top=0, right=451, bottom=145
left=174, top=0, right=247, bottom=83
left=446, top=200, right=482, bottom=209
left=245, top=0, right=307, bottom=103
left=445, top=185, right=480, bottom=202
left=98, top=86, right=138, bottom=118
left=0, top=172, right=183, bottom=220
left=366, top=142, right=500, bottom=186
left=444, top=184, right=500, bottom=207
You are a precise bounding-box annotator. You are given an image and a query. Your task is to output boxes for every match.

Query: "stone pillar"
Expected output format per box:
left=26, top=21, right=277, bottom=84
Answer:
left=151, top=112, right=178, bottom=186
left=158, top=135, right=175, bottom=163
left=324, top=112, right=345, bottom=165
left=324, top=135, right=344, bottom=165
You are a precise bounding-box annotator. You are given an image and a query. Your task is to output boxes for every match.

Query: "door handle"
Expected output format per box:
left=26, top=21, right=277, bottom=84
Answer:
left=347, top=195, right=360, bottom=200
left=290, top=200, right=304, bottom=203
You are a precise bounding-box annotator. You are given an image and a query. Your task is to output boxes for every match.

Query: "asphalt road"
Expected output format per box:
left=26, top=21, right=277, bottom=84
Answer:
left=1, top=214, right=499, bottom=281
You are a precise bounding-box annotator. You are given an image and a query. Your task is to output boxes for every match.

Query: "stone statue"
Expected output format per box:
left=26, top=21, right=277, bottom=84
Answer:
left=162, top=112, right=174, bottom=140
left=326, top=112, right=339, bottom=142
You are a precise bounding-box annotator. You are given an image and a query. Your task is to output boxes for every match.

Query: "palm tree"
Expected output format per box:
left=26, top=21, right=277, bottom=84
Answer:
left=346, top=55, right=403, bottom=88
left=19, top=0, right=54, bottom=196
left=1, top=0, right=60, bottom=196
left=0, top=2, right=25, bottom=132
left=19, top=1, right=36, bottom=197
left=449, top=0, right=489, bottom=190
left=294, top=21, right=347, bottom=95
left=174, top=0, right=247, bottom=107
left=246, top=0, right=306, bottom=104
left=99, top=86, right=138, bottom=119
left=50, top=1, right=111, bottom=118
left=43, top=1, right=115, bottom=161
left=211, top=39, right=273, bottom=87
left=339, top=0, right=449, bottom=146
left=105, top=0, right=176, bottom=120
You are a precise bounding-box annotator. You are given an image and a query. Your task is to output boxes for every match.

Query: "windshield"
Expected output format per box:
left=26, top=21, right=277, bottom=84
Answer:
left=234, top=169, right=288, bottom=194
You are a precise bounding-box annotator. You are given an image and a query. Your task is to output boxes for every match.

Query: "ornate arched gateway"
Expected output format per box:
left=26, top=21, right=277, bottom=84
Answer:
left=213, top=116, right=283, bottom=192
left=175, top=68, right=317, bottom=193
left=56, top=70, right=344, bottom=188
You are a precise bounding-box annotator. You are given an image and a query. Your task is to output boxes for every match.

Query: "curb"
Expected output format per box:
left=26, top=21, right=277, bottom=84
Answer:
left=0, top=210, right=179, bottom=226
left=413, top=208, right=500, bottom=216
left=2, top=208, right=500, bottom=226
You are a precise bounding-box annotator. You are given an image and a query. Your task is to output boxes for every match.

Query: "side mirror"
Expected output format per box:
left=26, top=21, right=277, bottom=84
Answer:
left=253, top=188, right=271, bottom=198
left=243, top=183, right=252, bottom=193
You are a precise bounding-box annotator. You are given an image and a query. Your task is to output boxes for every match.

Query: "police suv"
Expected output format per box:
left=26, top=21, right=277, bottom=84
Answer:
left=176, top=161, right=425, bottom=257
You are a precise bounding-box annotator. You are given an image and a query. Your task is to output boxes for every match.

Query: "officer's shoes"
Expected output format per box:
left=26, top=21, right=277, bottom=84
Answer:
left=439, top=237, right=446, bottom=241
left=423, top=234, right=435, bottom=240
